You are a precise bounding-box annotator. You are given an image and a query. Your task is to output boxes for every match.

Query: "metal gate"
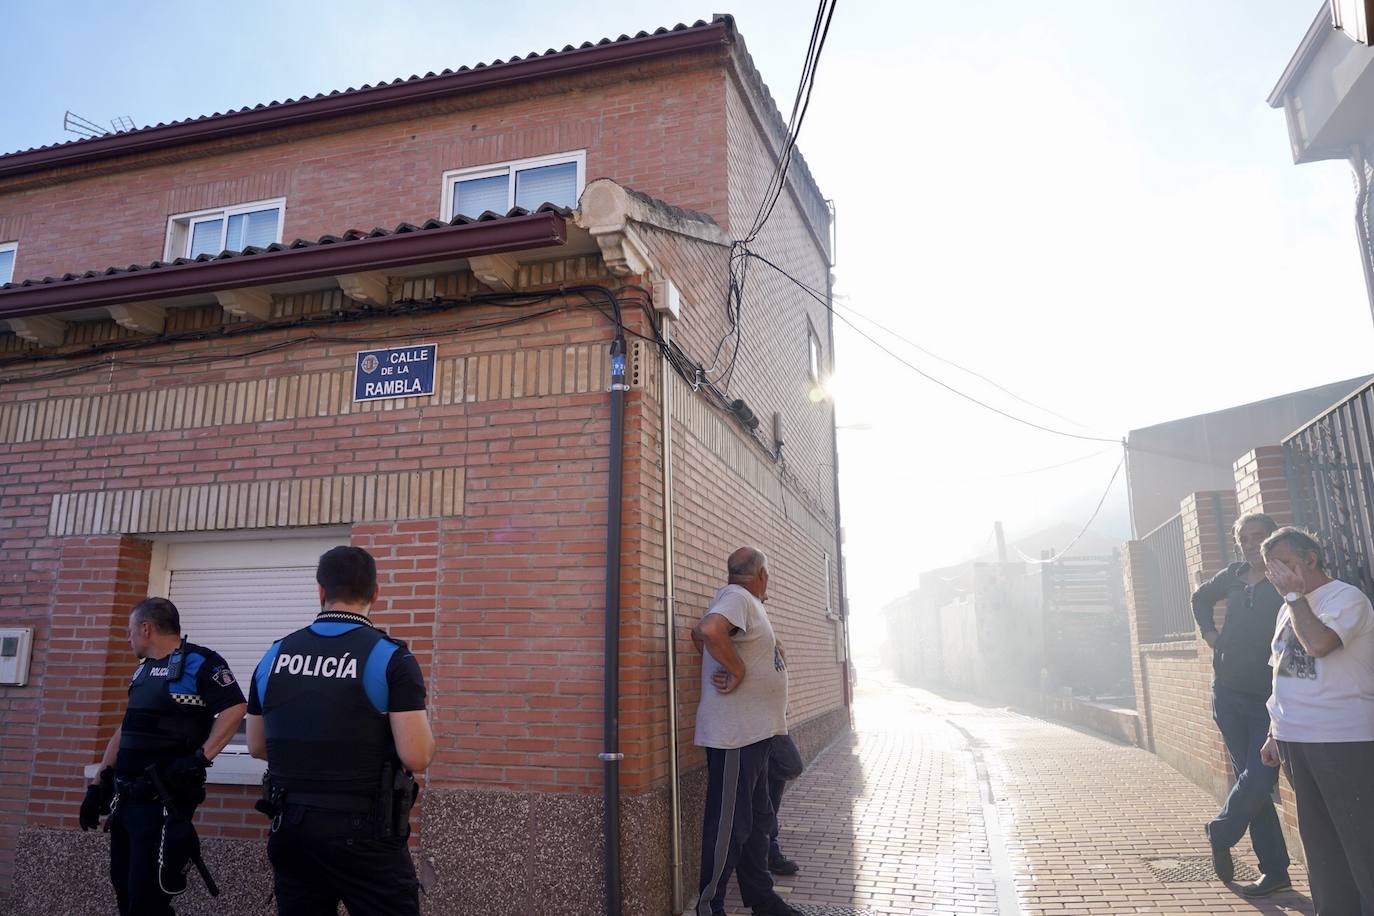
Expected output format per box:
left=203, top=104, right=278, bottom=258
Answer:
left=1284, top=380, right=1374, bottom=598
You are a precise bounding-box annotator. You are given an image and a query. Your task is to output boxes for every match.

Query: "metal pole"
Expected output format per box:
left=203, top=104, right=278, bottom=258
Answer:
left=659, top=323, right=684, bottom=913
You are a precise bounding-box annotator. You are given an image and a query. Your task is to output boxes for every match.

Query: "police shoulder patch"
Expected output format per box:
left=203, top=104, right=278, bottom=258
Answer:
left=210, top=666, right=236, bottom=688
left=129, top=663, right=145, bottom=684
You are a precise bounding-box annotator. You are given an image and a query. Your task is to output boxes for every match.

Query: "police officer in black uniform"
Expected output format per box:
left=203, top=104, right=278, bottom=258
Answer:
left=80, top=597, right=247, bottom=915
left=246, top=545, right=434, bottom=916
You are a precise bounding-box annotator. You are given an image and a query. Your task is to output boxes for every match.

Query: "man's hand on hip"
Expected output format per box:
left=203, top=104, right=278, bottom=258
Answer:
left=711, top=667, right=745, bottom=694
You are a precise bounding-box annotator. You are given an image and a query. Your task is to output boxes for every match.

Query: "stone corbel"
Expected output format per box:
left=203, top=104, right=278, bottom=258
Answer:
left=214, top=288, right=273, bottom=321
left=588, top=225, right=652, bottom=278
left=107, top=302, right=166, bottom=335
left=468, top=253, right=521, bottom=291
left=336, top=271, right=390, bottom=306
left=7, top=315, right=67, bottom=347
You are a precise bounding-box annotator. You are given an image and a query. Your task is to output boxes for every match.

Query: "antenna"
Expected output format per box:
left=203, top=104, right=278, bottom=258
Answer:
left=110, top=115, right=136, bottom=133
left=63, top=111, right=108, bottom=139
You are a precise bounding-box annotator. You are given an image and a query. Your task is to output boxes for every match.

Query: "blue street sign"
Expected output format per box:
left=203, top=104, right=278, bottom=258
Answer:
left=354, top=343, right=438, bottom=402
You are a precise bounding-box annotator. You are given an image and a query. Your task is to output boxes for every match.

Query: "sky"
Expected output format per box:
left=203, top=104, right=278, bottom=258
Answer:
left=2, top=1, right=1371, bottom=650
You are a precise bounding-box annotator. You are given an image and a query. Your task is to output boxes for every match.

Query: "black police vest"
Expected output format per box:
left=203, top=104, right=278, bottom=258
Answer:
left=118, top=645, right=214, bottom=776
left=261, top=620, right=399, bottom=796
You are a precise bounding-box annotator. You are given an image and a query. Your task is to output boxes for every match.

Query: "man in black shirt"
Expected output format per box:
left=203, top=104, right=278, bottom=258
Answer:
left=80, top=597, right=247, bottom=915
left=1191, top=512, right=1290, bottom=896
left=247, top=545, right=434, bottom=916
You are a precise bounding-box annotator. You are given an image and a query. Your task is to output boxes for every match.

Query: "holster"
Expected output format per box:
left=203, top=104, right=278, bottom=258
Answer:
left=375, top=763, right=419, bottom=839
left=254, top=772, right=284, bottom=821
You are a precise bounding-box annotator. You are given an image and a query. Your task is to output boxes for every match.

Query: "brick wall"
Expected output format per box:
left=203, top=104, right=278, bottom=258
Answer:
left=1125, top=461, right=1311, bottom=864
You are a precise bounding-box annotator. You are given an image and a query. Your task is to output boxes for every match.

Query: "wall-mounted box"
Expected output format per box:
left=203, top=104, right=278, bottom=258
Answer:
left=0, top=628, right=33, bottom=686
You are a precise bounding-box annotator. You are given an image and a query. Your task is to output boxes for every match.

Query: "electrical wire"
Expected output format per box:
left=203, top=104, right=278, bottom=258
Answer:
left=1011, top=453, right=1126, bottom=565
left=738, top=248, right=1120, bottom=445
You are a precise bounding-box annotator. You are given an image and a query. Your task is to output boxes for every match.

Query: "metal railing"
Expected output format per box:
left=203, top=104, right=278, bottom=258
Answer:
left=1284, top=381, right=1374, bottom=599
left=1139, top=513, right=1193, bottom=641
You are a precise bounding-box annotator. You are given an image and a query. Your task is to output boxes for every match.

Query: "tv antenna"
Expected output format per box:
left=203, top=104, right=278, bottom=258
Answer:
left=63, top=111, right=137, bottom=139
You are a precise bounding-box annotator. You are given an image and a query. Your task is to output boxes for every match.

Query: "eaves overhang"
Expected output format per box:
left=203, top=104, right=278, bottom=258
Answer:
left=0, top=209, right=568, bottom=321
left=1269, top=3, right=1335, bottom=108
left=0, top=20, right=730, bottom=181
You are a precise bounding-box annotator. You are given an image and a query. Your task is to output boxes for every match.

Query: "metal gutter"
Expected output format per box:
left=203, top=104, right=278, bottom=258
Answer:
left=0, top=211, right=567, bottom=319
left=0, top=23, right=729, bottom=180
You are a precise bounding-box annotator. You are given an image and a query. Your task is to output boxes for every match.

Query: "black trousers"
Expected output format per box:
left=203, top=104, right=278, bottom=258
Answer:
left=267, top=805, right=419, bottom=916
left=109, top=798, right=177, bottom=916
left=696, top=738, right=776, bottom=916
left=1279, top=740, right=1374, bottom=915
left=767, top=734, right=804, bottom=858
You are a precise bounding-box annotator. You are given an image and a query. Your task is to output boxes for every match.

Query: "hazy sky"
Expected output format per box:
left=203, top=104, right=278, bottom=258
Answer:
left=2, top=2, right=1370, bottom=646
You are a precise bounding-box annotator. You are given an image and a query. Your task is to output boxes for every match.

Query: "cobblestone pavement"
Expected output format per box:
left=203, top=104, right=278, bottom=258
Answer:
left=718, top=677, right=1314, bottom=916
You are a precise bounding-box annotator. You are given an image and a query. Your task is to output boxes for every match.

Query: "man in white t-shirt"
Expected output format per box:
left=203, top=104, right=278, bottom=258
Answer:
left=690, top=547, right=799, bottom=916
left=1259, top=527, right=1374, bottom=915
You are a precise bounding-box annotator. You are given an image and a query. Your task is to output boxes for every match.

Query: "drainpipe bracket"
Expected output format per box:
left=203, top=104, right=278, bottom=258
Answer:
left=597, top=752, right=625, bottom=762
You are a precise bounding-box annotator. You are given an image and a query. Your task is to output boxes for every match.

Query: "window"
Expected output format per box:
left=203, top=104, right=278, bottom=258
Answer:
left=147, top=533, right=341, bottom=778
left=164, top=198, right=285, bottom=260
left=441, top=151, right=586, bottom=220
left=808, top=323, right=823, bottom=384
left=0, top=242, right=15, bottom=285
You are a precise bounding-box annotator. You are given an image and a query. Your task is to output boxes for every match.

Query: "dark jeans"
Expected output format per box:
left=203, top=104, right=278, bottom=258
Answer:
left=1209, top=684, right=1289, bottom=877
left=109, top=798, right=177, bottom=916
left=767, top=734, right=804, bottom=859
left=267, top=805, right=420, bottom=916
left=1279, top=740, right=1374, bottom=915
left=696, top=739, right=776, bottom=916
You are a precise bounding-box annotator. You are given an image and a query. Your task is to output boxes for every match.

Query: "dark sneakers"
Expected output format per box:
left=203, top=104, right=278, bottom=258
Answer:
left=1239, top=874, right=1293, bottom=897
left=751, top=895, right=804, bottom=916
left=768, top=853, right=800, bottom=876
left=1205, top=823, right=1234, bottom=883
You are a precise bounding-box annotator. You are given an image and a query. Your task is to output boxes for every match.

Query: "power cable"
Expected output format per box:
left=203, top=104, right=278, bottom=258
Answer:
left=1011, top=453, right=1126, bottom=565
left=739, top=248, right=1120, bottom=444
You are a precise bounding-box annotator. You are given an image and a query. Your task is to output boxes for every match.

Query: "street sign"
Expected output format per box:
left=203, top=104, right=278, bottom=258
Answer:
left=354, top=343, right=437, bottom=402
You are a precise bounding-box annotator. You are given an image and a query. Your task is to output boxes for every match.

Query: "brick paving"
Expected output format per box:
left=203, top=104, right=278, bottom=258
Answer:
left=718, top=678, right=1314, bottom=916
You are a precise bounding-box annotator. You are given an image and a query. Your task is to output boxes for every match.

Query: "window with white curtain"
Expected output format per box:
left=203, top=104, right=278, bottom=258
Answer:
left=0, top=243, right=15, bottom=285
left=164, top=198, right=285, bottom=260
left=441, top=152, right=585, bottom=220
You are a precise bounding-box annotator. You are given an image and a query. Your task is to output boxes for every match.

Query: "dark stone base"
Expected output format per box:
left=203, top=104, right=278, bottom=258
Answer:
left=8, top=706, right=850, bottom=916
left=12, top=827, right=273, bottom=916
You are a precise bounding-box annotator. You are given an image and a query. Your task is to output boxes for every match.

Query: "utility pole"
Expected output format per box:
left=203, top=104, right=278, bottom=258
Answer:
left=994, top=520, right=1008, bottom=565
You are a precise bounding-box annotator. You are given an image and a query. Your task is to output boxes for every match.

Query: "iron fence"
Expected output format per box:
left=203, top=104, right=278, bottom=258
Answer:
left=1284, top=381, right=1374, bottom=599
left=1139, top=513, right=1193, bottom=641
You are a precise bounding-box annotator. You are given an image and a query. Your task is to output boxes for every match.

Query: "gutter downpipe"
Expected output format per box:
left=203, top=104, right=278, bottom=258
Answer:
left=602, top=331, right=628, bottom=916
left=1352, top=143, right=1374, bottom=329
left=823, top=240, right=853, bottom=710
left=659, top=320, right=685, bottom=913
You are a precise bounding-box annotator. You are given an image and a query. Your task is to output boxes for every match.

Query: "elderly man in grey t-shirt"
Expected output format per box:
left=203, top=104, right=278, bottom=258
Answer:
left=690, top=547, right=800, bottom=916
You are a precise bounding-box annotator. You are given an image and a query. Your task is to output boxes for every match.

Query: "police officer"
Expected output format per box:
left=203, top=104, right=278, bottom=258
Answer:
left=80, top=597, right=247, bottom=915
left=246, top=545, right=434, bottom=916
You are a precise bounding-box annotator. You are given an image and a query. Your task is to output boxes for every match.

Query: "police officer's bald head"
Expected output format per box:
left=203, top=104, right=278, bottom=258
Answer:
left=317, top=546, right=379, bottom=607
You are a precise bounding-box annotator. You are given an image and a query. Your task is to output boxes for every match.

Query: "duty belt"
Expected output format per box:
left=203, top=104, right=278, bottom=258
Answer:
left=283, top=792, right=374, bottom=814
left=114, top=776, right=161, bottom=803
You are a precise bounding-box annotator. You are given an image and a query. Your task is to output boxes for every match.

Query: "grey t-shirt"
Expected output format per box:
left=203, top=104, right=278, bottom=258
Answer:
left=693, top=584, right=789, bottom=750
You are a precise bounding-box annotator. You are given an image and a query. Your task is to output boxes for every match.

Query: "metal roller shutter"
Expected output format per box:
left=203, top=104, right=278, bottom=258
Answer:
left=168, top=566, right=321, bottom=687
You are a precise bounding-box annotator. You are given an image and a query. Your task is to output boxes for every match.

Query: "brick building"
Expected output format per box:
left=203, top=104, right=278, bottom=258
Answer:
left=0, top=17, right=851, bottom=915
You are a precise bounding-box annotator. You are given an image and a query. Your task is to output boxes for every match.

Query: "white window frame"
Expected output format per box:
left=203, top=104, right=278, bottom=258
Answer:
left=0, top=241, right=16, bottom=285
left=807, top=321, right=824, bottom=384
left=163, top=197, right=287, bottom=261
left=440, top=150, right=586, bottom=220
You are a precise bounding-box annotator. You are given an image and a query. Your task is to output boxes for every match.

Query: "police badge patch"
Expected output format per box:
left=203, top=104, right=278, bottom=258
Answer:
left=210, top=666, right=236, bottom=688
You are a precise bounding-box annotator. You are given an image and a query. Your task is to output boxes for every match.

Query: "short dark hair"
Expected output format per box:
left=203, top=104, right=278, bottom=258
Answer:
left=1233, top=512, right=1278, bottom=542
left=131, top=597, right=181, bottom=635
left=1261, top=526, right=1326, bottom=570
left=317, top=546, right=378, bottom=604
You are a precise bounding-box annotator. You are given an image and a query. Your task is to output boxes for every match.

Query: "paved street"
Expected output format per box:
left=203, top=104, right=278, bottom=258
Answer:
left=722, top=678, right=1315, bottom=916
